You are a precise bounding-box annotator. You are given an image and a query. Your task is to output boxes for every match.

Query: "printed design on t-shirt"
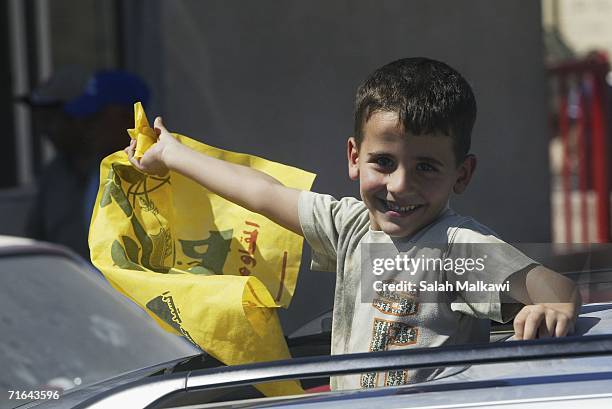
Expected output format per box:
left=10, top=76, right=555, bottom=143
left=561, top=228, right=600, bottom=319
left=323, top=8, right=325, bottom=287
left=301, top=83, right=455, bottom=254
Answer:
left=360, top=318, right=418, bottom=388
left=372, top=280, right=418, bottom=316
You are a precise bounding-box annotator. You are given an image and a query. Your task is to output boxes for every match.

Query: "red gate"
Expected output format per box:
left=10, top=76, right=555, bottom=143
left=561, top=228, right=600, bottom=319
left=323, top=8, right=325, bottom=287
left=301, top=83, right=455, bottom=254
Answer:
left=548, top=52, right=611, bottom=243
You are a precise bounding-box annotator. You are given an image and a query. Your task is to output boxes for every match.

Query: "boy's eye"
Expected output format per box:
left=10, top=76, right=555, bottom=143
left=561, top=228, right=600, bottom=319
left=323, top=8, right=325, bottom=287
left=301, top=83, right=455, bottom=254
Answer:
left=373, top=156, right=395, bottom=168
left=416, top=162, right=437, bottom=172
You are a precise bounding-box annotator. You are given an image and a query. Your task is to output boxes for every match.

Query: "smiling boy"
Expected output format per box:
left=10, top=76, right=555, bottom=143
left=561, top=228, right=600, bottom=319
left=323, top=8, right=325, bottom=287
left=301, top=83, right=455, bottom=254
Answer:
left=126, top=57, right=581, bottom=390
left=349, top=110, right=473, bottom=238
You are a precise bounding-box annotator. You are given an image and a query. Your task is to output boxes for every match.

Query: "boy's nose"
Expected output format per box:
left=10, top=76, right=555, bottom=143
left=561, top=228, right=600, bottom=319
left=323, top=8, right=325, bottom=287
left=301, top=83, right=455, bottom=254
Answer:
left=387, top=168, right=413, bottom=195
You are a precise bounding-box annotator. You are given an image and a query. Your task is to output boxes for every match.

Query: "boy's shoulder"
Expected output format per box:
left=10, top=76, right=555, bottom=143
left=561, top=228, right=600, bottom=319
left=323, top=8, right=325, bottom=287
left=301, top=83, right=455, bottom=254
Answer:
left=298, top=190, right=370, bottom=240
left=420, top=209, right=504, bottom=246
left=299, top=191, right=368, bottom=221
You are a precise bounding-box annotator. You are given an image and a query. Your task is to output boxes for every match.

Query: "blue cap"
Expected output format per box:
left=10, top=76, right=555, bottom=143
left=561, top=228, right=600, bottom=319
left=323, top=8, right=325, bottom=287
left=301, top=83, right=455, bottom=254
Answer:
left=63, top=70, right=150, bottom=117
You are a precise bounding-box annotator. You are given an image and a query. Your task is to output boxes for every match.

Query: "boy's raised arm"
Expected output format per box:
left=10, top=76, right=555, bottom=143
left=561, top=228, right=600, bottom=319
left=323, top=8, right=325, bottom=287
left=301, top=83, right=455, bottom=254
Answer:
left=125, top=117, right=304, bottom=236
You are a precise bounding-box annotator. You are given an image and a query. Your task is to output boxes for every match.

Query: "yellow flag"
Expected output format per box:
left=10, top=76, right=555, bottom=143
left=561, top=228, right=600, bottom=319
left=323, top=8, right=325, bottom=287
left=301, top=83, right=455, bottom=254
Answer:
left=89, top=102, right=316, bottom=396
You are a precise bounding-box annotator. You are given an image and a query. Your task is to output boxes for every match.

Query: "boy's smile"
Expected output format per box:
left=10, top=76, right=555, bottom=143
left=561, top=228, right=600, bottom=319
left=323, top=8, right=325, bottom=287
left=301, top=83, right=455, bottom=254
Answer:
left=348, top=111, right=475, bottom=238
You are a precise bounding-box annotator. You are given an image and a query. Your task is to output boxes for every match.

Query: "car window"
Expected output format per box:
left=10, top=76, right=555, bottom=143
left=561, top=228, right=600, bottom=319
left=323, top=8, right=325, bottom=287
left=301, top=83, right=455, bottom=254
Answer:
left=0, top=254, right=199, bottom=409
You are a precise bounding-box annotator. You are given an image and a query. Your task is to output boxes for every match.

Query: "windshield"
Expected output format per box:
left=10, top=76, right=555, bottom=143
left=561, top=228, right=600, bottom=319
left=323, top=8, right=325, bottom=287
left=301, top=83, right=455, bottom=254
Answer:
left=0, top=254, right=199, bottom=409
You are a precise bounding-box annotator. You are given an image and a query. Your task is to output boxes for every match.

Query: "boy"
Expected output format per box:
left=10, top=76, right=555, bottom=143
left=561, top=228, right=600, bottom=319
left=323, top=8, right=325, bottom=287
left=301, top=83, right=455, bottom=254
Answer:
left=126, top=57, right=580, bottom=389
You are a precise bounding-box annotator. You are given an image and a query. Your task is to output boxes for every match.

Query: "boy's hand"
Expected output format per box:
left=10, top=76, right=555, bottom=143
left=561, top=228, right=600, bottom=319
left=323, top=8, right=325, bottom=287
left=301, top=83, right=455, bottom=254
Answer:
left=508, top=265, right=581, bottom=340
left=125, top=117, right=182, bottom=176
left=513, top=303, right=575, bottom=340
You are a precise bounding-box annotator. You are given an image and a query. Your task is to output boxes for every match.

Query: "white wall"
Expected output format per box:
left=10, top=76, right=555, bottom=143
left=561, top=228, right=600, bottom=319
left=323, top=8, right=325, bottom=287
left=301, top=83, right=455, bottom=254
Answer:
left=544, top=0, right=612, bottom=58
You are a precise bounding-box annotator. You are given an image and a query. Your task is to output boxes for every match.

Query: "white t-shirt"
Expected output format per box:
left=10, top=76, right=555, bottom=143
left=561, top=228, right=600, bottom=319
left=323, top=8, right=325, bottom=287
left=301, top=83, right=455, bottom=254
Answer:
left=298, top=191, right=536, bottom=390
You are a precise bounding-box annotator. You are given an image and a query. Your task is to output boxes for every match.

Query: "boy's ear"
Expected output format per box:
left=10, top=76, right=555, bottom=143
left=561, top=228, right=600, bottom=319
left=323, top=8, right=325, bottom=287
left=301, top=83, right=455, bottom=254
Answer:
left=453, top=154, right=477, bottom=194
left=347, top=137, right=360, bottom=180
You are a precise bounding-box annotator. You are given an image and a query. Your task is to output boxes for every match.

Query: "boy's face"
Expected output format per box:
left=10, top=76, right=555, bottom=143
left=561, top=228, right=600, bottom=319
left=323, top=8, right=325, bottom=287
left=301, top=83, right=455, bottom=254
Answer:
left=348, top=111, right=476, bottom=238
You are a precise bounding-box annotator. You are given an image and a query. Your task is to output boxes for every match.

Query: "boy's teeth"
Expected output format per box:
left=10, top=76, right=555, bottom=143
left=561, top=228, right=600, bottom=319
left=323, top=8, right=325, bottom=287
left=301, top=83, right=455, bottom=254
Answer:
left=387, top=202, right=420, bottom=212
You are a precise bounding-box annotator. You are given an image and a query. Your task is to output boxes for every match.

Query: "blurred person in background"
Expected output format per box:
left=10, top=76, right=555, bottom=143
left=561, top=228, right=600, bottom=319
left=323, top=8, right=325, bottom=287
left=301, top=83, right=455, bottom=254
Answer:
left=21, top=68, right=150, bottom=259
left=20, top=65, right=92, bottom=258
